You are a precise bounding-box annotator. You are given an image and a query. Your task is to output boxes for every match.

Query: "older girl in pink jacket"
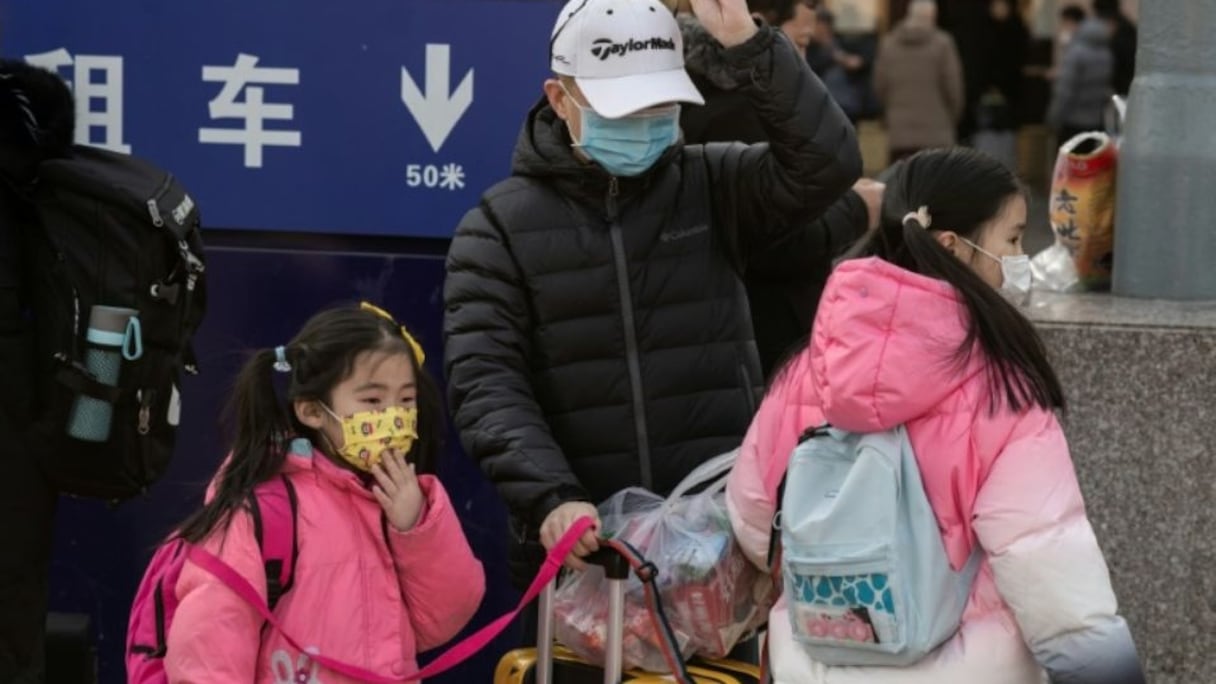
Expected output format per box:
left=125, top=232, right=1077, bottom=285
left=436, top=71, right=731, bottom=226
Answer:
left=165, top=304, right=484, bottom=683
left=727, top=149, right=1144, bottom=684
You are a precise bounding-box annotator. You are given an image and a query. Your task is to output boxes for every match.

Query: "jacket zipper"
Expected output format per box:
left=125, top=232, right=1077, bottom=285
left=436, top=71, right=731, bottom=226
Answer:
left=606, top=177, right=654, bottom=491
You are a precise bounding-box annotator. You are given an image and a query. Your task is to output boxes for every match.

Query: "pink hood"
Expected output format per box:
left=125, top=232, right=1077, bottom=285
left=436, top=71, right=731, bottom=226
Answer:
left=810, top=258, right=983, bottom=432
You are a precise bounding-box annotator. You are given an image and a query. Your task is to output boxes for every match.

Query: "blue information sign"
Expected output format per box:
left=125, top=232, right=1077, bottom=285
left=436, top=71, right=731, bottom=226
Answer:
left=3, top=0, right=563, bottom=236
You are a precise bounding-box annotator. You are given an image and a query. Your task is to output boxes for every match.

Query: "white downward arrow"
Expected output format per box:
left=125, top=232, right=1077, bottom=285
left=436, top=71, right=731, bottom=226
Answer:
left=401, top=44, right=474, bottom=154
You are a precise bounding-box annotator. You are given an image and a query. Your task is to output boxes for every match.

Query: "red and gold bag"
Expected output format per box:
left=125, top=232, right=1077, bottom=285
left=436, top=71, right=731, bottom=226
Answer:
left=1050, top=132, right=1119, bottom=290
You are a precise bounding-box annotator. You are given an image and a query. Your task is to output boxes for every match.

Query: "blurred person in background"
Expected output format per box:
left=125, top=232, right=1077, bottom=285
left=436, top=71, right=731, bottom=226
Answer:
left=1093, top=0, right=1137, bottom=97
left=1048, top=16, right=1114, bottom=143
left=874, top=0, right=964, bottom=162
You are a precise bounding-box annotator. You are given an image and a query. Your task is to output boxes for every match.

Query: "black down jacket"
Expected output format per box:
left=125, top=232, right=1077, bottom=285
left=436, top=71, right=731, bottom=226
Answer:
left=680, top=16, right=870, bottom=377
left=444, top=26, right=861, bottom=585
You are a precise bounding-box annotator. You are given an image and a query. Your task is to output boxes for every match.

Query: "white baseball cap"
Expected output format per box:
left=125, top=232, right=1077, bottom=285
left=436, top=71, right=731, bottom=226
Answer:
left=550, top=0, right=705, bottom=119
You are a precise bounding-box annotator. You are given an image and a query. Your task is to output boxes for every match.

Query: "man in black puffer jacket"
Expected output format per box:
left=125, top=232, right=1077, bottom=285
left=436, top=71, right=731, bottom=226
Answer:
left=444, top=0, right=860, bottom=589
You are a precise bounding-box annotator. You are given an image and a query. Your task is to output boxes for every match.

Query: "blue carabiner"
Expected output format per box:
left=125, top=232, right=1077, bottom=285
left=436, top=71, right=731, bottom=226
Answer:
left=123, top=317, right=144, bottom=361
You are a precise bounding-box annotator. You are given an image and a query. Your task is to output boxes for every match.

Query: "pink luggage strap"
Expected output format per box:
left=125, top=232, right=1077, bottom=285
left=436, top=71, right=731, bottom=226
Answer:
left=189, top=515, right=597, bottom=682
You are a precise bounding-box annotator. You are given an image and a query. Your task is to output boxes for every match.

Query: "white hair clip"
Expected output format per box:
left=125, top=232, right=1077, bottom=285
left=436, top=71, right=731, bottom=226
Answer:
left=903, top=206, right=932, bottom=229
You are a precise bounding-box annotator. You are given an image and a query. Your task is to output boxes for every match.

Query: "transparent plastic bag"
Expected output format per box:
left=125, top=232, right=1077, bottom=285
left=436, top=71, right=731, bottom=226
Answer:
left=1030, top=241, right=1081, bottom=293
left=645, top=451, right=773, bottom=659
left=553, top=450, right=773, bottom=670
left=554, top=485, right=692, bottom=672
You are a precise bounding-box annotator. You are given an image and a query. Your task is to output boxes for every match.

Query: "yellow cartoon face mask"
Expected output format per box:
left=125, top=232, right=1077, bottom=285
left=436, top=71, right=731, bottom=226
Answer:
left=323, top=405, right=418, bottom=472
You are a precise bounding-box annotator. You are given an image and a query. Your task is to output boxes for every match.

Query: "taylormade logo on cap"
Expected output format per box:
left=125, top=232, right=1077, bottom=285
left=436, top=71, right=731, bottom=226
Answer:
left=590, top=36, right=678, bottom=61
left=549, top=0, right=704, bottom=118
left=551, top=0, right=685, bottom=75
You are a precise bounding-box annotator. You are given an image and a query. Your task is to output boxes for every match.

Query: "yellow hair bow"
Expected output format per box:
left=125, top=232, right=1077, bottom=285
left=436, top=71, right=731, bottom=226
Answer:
left=360, top=302, right=426, bottom=366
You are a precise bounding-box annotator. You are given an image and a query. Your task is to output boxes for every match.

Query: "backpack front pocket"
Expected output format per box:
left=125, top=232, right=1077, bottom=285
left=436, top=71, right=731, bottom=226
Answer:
left=784, top=547, right=906, bottom=656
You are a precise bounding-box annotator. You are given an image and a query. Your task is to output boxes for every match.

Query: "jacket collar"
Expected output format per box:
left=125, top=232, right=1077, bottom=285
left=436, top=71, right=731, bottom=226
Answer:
left=282, top=438, right=376, bottom=498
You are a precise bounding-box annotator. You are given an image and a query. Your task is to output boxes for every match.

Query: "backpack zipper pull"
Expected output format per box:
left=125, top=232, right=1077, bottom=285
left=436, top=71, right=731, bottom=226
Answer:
left=178, top=240, right=206, bottom=285
left=146, top=199, right=165, bottom=227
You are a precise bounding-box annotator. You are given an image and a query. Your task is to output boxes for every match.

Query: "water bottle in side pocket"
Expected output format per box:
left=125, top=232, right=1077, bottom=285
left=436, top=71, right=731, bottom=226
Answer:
left=67, top=305, right=143, bottom=442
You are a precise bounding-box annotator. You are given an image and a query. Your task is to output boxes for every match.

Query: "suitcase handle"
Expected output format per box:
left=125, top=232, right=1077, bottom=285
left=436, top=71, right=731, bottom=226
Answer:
left=585, top=547, right=630, bottom=580
left=535, top=576, right=628, bottom=684
left=537, top=538, right=693, bottom=684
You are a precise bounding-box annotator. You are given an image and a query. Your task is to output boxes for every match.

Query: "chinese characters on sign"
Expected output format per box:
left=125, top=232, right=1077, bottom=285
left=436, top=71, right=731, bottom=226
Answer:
left=6, top=0, right=565, bottom=238
left=25, top=46, right=473, bottom=190
left=199, top=53, right=302, bottom=169
left=405, top=163, right=466, bottom=190
left=26, top=48, right=131, bottom=153
left=1053, top=187, right=1080, bottom=254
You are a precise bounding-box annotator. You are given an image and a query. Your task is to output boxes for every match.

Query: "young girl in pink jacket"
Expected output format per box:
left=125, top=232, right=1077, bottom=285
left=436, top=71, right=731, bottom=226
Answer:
left=727, top=149, right=1145, bottom=683
left=165, top=303, right=485, bottom=683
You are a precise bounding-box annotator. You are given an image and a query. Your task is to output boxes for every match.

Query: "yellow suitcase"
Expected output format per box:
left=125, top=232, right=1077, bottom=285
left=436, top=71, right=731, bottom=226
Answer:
left=494, top=644, right=760, bottom=683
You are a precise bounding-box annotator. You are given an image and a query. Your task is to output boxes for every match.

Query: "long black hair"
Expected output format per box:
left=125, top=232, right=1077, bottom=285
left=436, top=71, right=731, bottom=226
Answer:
left=845, top=147, right=1065, bottom=413
left=178, top=305, right=444, bottom=544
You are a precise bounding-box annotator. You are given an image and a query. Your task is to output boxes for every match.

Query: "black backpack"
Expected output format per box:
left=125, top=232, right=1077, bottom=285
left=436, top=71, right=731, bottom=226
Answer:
left=21, top=145, right=207, bottom=502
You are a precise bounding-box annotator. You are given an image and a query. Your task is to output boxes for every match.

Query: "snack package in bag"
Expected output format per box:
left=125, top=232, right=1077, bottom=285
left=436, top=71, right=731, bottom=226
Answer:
left=644, top=454, right=773, bottom=658
left=554, top=451, right=773, bottom=671
left=1033, top=131, right=1119, bottom=291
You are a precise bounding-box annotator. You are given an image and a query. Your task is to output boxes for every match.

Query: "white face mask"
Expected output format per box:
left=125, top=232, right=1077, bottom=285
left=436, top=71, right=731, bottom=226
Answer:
left=962, top=238, right=1032, bottom=303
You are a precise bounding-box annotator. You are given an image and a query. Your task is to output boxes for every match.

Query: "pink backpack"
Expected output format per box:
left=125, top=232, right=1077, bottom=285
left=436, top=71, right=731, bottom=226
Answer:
left=126, top=476, right=298, bottom=684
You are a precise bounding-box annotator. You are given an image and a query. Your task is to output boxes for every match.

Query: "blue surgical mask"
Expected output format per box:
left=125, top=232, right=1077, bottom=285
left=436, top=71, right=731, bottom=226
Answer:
left=567, top=96, right=680, bottom=178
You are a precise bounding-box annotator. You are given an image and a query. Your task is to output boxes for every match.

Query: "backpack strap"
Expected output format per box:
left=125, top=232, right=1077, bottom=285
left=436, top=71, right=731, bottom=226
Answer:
left=765, top=424, right=831, bottom=569
left=247, top=475, right=299, bottom=610
left=760, top=423, right=832, bottom=683
left=54, top=360, right=123, bottom=403
left=765, top=472, right=788, bottom=571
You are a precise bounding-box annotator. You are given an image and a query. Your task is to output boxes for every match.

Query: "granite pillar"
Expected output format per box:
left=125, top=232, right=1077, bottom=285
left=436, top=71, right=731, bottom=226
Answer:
left=1027, top=291, right=1216, bottom=681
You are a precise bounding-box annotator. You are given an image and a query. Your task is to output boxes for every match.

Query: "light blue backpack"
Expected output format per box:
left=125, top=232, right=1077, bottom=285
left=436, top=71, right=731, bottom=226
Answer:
left=774, top=426, right=981, bottom=667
